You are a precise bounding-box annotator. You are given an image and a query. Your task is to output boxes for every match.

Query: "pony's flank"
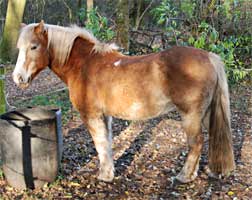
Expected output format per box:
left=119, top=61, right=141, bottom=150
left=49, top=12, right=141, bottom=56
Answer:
left=18, top=23, right=118, bottom=66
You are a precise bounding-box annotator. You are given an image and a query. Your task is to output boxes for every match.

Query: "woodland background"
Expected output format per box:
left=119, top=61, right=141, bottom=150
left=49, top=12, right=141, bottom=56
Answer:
left=0, top=0, right=251, bottom=83
left=0, top=0, right=252, bottom=199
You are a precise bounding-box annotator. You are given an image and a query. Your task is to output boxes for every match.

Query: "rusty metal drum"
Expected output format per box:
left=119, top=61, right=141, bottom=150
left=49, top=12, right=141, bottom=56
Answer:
left=0, top=107, right=62, bottom=189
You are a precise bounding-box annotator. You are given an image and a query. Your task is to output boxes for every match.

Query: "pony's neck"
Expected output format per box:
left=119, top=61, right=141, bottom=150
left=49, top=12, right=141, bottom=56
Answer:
left=45, top=25, right=119, bottom=84
left=49, top=37, right=95, bottom=84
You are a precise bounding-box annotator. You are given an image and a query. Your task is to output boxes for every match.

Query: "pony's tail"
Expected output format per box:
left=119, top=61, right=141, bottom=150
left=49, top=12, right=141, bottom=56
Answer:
left=208, top=52, right=235, bottom=175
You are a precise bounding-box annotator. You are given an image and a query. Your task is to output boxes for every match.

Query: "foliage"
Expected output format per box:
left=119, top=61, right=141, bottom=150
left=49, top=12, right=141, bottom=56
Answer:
left=188, top=22, right=248, bottom=83
left=151, top=0, right=178, bottom=26
left=151, top=0, right=251, bottom=84
left=180, top=0, right=196, bottom=19
left=0, top=168, right=3, bottom=179
left=79, top=7, right=114, bottom=41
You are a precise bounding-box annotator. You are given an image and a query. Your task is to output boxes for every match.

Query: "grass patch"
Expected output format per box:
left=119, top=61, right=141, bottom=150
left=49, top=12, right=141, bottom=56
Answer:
left=12, top=89, right=78, bottom=125
left=0, top=168, right=3, bottom=179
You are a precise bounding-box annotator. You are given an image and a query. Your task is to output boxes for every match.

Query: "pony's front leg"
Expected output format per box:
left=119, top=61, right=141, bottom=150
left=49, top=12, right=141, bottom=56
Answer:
left=86, top=116, right=114, bottom=182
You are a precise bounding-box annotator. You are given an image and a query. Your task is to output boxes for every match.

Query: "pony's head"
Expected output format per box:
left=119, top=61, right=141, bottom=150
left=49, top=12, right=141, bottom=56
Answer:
left=13, top=20, right=49, bottom=89
left=13, top=20, right=119, bottom=89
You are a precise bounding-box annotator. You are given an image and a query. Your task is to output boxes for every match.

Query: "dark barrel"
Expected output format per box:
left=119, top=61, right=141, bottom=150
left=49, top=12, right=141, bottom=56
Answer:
left=0, top=107, right=63, bottom=189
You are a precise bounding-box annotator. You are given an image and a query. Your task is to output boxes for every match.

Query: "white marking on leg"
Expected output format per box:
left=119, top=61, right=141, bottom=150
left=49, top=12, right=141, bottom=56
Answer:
left=88, top=118, right=114, bottom=182
left=114, top=60, right=121, bottom=67
left=106, top=116, right=113, bottom=144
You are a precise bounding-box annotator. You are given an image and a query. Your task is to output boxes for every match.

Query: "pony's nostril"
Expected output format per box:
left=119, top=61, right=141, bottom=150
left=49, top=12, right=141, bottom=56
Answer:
left=27, top=76, right=31, bottom=83
left=18, top=75, right=24, bottom=83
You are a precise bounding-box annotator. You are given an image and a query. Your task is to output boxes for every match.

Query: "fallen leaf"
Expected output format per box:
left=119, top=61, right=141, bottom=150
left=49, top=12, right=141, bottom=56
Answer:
left=228, top=191, right=234, bottom=196
left=69, top=182, right=81, bottom=187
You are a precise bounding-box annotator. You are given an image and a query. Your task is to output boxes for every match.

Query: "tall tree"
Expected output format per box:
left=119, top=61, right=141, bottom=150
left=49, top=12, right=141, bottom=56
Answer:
left=87, top=0, right=94, bottom=12
left=0, top=0, right=26, bottom=62
left=86, top=0, right=94, bottom=24
left=116, top=0, right=129, bottom=52
left=62, top=0, right=73, bottom=23
left=77, top=0, right=84, bottom=25
left=0, top=0, right=26, bottom=114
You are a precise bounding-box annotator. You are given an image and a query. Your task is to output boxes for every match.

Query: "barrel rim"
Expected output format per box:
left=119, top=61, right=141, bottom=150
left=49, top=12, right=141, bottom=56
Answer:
left=0, top=106, right=61, bottom=123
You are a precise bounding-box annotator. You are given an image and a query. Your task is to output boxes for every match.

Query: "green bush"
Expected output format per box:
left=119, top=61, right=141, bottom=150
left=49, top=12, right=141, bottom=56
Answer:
left=151, top=0, right=251, bottom=84
left=79, top=7, right=115, bottom=41
left=188, top=22, right=248, bottom=83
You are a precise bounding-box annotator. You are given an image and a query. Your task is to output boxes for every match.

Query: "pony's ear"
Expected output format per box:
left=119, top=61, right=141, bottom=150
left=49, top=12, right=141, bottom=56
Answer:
left=34, top=20, right=46, bottom=34
left=20, top=23, right=27, bottom=29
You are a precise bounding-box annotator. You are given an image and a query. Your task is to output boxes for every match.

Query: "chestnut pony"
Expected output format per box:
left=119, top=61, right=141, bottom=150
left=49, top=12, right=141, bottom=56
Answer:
left=13, top=21, right=235, bottom=183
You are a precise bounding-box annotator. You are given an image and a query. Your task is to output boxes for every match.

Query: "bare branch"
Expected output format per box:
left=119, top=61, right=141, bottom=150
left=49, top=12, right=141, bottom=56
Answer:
left=62, top=0, right=72, bottom=24
left=135, top=0, right=154, bottom=30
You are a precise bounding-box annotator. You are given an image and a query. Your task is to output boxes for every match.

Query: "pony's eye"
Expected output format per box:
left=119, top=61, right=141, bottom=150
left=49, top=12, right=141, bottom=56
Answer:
left=31, top=45, right=37, bottom=50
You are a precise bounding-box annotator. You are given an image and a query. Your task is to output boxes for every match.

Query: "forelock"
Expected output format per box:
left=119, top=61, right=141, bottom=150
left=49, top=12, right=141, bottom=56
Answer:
left=17, top=24, right=37, bottom=48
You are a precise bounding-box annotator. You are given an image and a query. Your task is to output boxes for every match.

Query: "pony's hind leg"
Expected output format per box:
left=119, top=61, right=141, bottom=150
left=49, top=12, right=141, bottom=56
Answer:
left=176, top=111, right=203, bottom=183
left=85, top=116, right=114, bottom=182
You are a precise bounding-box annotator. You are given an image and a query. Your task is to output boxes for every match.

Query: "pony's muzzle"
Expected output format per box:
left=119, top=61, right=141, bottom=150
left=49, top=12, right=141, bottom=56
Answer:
left=12, top=73, right=31, bottom=89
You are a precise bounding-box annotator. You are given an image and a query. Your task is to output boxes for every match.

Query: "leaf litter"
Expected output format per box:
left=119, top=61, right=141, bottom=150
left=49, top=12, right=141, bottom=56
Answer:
left=0, top=68, right=251, bottom=199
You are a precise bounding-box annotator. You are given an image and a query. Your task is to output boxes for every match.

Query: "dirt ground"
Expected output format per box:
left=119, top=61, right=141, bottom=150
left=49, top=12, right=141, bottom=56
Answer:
left=0, top=67, right=252, bottom=199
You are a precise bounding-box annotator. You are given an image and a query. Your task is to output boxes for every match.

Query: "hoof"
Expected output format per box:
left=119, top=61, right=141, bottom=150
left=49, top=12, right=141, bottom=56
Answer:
left=98, top=173, right=114, bottom=182
left=176, top=171, right=197, bottom=183
left=204, top=166, right=223, bottom=179
left=98, top=168, right=114, bottom=182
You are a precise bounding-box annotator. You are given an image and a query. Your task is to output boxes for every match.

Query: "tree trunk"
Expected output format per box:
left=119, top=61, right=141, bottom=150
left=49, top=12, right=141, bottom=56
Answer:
left=0, top=65, right=5, bottom=114
left=62, top=0, right=73, bottom=24
left=134, top=0, right=143, bottom=30
left=116, top=0, right=129, bottom=52
left=0, top=0, right=26, bottom=114
left=0, top=0, right=26, bottom=62
left=87, top=0, right=94, bottom=12
left=134, top=0, right=154, bottom=30
left=86, top=0, right=94, bottom=24
left=78, top=0, right=82, bottom=9
left=77, top=0, right=84, bottom=26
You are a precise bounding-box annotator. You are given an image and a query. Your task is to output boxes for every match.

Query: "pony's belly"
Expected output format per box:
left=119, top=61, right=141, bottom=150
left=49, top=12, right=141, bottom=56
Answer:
left=107, top=98, right=176, bottom=121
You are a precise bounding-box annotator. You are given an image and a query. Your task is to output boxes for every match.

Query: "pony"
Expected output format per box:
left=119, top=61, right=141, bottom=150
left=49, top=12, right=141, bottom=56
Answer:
left=13, top=20, right=235, bottom=183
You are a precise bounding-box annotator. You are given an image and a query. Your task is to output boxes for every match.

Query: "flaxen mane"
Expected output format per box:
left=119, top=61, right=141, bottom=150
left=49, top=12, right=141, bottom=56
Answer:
left=18, top=23, right=118, bottom=66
